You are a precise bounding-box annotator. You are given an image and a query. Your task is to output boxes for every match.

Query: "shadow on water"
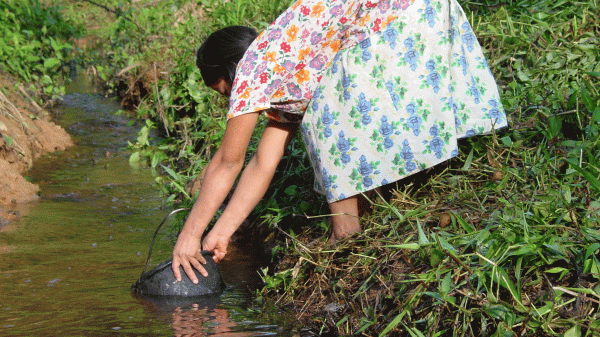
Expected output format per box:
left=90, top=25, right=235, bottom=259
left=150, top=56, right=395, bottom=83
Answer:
left=0, top=73, right=297, bottom=336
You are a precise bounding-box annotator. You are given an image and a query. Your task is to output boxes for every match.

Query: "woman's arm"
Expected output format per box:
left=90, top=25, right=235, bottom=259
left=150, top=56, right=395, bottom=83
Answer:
left=172, top=112, right=259, bottom=282
left=172, top=115, right=298, bottom=283
left=202, top=119, right=299, bottom=261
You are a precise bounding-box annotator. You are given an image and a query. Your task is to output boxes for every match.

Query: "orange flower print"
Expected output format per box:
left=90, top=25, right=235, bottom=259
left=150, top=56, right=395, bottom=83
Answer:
left=311, top=2, right=324, bottom=17
left=326, top=28, right=336, bottom=40
left=297, top=47, right=311, bottom=61
left=286, top=25, right=298, bottom=42
left=240, top=87, right=252, bottom=99
left=294, top=69, right=310, bottom=84
left=329, top=40, right=341, bottom=53
left=263, top=51, right=276, bottom=62
left=290, top=0, right=302, bottom=10
left=273, top=89, right=285, bottom=98
left=359, top=13, right=371, bottom=26
left=274, top=64, right=286, bottom=73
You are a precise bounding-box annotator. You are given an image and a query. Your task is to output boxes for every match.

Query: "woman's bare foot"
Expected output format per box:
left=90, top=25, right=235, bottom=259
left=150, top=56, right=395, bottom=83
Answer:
left=328, top=196, right=361, bottom=243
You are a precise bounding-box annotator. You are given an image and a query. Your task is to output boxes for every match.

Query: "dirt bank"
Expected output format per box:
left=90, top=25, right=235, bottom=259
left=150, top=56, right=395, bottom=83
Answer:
left=0, top=71, right=72, bottom=217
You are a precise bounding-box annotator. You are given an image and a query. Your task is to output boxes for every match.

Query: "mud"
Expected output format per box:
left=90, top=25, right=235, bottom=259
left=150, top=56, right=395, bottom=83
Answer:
left=0, top=72, right=72, bottom=209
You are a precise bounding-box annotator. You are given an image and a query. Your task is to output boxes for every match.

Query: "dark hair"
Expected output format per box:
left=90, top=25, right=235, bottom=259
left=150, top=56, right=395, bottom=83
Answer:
left=196, top=26, right=258, bottom=86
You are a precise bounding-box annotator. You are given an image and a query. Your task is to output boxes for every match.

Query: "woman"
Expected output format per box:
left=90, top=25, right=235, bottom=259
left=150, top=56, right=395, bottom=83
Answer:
left=173, top=0, right=508, bottom=283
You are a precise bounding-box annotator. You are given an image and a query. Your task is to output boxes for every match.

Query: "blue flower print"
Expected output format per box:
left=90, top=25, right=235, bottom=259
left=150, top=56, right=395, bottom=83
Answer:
left=404, top=50, right=420, bottom=71
left=362, top=50, right=372, bottom=62
left=337, top=131, right=350, bottom=152
left=321, top=104, right=334, bottom=126
left=424, top=5, right=437, bottom=27
left=358, top=93, right=372, bottom=125
left=406, top=102, right=417, bottom=115
left=391, top=93, right=400, bottom=108
left=358, top=155, right=373, bottom=177
left=461, top=22, right=476, bottom=52
left=383, top=137, right=394, bottom=149
left=469, top=77, right=481, bottom=103
left=358, top=93, right=372, bottom=114
left=381, top=179, right=389, bottom=185
left=451, top=147, right=459, bottom=157
left=322, top=168, right=332, bottom=189
left=363, top=176, right=373, bottom=188
left=402, top=139, right=414, bottom=161
left=466, top=129, right=476, bottom=137
left=383, top=26, right=398, bottom=49
left=385, top=80, right=395, bottom=94
left=430, top=137, right=444, bottom=158
left=407, top=115, right=422, bottom=136
left=359, top=38, right=371, bottom=50
left=449, top=15, right=459, bottom=41
left=362, top=114, right=372, bottom=125
left=380, top=116, right=394, bottom=137
left=404, top=37, right=415, bottom=49
left=341, top=152, right=351, bottom=164
left=427, top=72, right=441, bottom=93
left=324, top=126, right=333, bottom=138
left=488, top=100, right=503, bottom=123
left=342, top=72, right=351, bottom=89
left=425, top=59, right=436, bottom=72
left=405, top=160, right=416, bottom=172
left=343, top=89, right=352, bottom=102
left=429, top=125, right=439, bottom=137
left=311, top=86, right=322, bottom=110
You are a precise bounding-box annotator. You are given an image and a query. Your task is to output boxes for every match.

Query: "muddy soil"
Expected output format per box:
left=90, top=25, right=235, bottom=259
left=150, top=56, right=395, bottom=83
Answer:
left=0, top=71, right=72, bottom=216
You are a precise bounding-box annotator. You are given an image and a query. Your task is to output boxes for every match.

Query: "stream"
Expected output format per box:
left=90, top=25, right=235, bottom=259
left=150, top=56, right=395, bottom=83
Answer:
left=0, top=73, right=297, bottom=336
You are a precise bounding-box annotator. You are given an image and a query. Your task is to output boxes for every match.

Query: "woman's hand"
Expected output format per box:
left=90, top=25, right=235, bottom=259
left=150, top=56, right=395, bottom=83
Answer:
left=172, top=231, right=207, bottom=284
left=202, top=230, right=230, bottom=263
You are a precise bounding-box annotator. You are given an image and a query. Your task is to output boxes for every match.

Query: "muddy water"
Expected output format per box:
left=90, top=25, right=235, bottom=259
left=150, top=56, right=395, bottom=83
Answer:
left=0, top=75, right=296, bottom=336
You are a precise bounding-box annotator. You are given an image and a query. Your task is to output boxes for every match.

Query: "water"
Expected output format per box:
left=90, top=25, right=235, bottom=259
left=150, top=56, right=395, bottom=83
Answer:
left=0, top=74, right=296, bottom=336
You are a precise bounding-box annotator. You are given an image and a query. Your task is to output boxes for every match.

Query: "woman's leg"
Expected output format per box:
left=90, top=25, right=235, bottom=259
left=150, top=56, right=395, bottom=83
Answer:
left=328, top=196, right=361, bottom=242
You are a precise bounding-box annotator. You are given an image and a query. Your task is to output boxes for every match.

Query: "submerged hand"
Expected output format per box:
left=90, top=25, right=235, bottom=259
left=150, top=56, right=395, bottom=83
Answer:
left=172, top=232, right=207, bottom=284
left=202, top=230, right=230, bottom=264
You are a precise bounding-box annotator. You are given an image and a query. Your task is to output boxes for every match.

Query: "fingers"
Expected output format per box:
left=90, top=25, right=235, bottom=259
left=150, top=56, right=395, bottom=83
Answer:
left=172, top=259, right=182, bottom=282
left=173, top=253, right=208, bottom=284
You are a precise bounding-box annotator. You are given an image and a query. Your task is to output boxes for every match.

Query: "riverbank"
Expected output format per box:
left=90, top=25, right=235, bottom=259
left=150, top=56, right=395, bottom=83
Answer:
left=0, top=71, right=72, bottom=210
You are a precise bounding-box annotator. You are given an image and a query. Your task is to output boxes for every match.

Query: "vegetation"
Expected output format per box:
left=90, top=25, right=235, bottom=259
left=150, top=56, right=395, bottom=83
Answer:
left=19, top=0, right=600, bottom=335
left=0, top=0, right=82, bottom=100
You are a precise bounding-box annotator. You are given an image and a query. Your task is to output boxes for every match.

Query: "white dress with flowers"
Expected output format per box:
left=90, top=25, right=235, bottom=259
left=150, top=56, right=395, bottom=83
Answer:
left=228, top=0, right=508, bottom=202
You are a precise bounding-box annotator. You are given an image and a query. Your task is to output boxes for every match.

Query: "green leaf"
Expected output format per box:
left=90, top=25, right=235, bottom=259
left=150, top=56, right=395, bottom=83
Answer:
left=564, top=325, right=581, bottom=337
left=566, top=159, right=600, bottom=193
left=43, top=57, right=61, bottom=69
left=417, top=219, right=429, bottom=245
left=379, top=311, right=406, bottom=337
left=129, top=151, right=140, bottom=166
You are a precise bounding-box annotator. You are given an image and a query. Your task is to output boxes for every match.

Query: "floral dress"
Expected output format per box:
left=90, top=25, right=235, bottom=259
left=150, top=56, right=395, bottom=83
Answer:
left=228, top=0, right=508, bottom=202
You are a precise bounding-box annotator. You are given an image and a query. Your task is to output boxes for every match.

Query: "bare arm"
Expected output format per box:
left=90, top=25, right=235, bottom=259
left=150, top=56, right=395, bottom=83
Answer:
left=172, top=116, right=298, bottom=283
left=172, top=113, right=259, bottom=282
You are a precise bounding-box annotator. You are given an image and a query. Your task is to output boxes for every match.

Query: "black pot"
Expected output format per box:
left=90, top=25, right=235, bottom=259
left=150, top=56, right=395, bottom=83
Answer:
left=132, top=251, right=225, bottom=297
